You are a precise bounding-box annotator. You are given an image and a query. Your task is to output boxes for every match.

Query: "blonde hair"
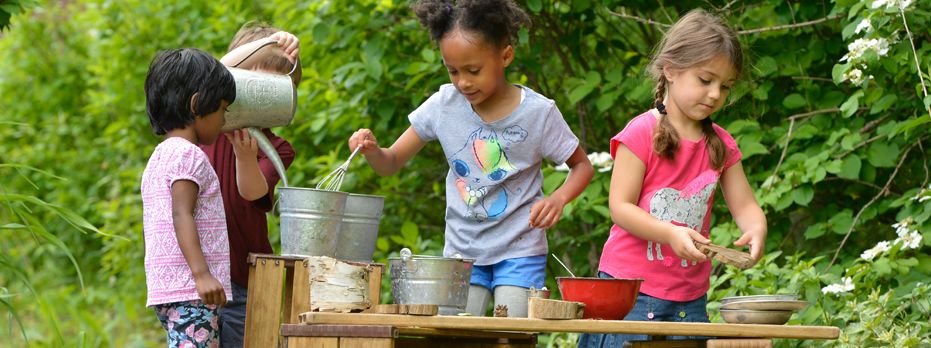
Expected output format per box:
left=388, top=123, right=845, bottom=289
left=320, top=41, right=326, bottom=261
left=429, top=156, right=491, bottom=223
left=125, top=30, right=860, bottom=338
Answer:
left=229, top=21, right=302, bottom=86
left=648, top=9, right=743, bottom=170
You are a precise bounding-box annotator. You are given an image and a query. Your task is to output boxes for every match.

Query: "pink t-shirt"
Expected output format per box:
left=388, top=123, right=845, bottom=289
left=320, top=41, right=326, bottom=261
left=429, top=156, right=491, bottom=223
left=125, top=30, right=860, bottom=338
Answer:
left=599, top=111, right=741, bottom=301
left=141, top=137, right=232, bottom=307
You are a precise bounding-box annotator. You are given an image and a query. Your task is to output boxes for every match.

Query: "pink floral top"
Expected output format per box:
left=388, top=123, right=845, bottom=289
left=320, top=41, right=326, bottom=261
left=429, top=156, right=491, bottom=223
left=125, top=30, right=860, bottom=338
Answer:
left=142, top=137, right=232, bottom=307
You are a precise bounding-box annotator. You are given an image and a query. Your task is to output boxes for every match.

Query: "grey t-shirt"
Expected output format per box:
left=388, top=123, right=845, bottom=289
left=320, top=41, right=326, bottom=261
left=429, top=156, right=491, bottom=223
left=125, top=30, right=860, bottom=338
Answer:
left=409, top=84, right=579, bottom=265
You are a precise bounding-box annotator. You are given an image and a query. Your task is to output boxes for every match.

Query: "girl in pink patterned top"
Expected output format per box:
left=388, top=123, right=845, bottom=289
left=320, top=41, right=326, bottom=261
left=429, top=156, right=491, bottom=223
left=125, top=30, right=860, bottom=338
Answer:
left=580, top=9, right=768, bottom=347
left=142, top=48, right=240, bottom=348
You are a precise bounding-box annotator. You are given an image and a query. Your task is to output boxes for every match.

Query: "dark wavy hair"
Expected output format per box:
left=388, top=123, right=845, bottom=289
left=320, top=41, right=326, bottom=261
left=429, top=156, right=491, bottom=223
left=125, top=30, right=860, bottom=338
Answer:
left=144, top=48, right=236, bottom=135
left=649, top=9, right=743, bottom=170
left=412, top=0, right=531, bottom=48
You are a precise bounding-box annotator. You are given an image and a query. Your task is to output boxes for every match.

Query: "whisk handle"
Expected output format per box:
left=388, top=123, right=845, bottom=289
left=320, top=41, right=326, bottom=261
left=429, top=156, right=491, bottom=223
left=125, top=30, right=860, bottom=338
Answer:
left=345, top=145, right=362, bottom=166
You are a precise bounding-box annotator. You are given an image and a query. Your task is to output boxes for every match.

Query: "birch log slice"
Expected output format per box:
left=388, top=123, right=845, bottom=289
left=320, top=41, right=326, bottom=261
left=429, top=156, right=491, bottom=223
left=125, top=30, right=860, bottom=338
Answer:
left=528, top=298, right=585, bottom=319
left=694, top=242, right=755, bottom=269
left=307, top=256, right=371, bottom=313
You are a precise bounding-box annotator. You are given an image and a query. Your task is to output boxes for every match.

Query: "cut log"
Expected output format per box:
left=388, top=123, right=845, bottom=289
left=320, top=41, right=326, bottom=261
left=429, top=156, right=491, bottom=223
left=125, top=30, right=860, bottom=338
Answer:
left=528, top=298, right=585, bottom=320
left=405, top=304, right=438, bottom=316
left=307, top=256, right=371, bottom=313
left=694, top=242, right=755, bottom=269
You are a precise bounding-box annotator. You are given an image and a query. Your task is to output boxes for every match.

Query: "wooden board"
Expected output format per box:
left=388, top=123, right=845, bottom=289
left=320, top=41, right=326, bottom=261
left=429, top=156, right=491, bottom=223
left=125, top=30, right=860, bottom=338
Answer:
left=299, top=313, right=840, bottom=340
left=695, top=242, right=755, bottom=269
left=375, top=304, right=438, bottom=316
left=244, top=257, right=285, bottom=348
left=527, top=298, right=584, bottom=319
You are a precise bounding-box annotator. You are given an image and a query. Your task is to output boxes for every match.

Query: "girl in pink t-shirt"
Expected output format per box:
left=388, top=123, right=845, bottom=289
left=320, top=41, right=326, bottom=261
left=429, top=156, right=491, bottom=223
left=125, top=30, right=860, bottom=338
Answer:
left=580, top=9, right=768, bottom=347
left=141, top=48, right=244, bottom=348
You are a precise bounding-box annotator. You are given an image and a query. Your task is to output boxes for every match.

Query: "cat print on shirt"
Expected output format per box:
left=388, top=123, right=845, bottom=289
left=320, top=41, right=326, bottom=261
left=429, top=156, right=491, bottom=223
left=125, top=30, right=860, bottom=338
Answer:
left=449, top=125, right=528, bottom=221
left=646, top=170, right=719, bottom=268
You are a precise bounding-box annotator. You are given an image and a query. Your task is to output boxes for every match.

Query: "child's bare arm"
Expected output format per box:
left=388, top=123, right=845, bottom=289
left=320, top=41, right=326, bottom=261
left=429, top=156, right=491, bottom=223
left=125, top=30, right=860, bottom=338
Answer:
left=226, top=130, right=268, bottom=201
left=348, top=127, right=426, bottom=176
left=720, top=161, right=767, bottom=261
left=608, top=144, right=709, bottom=262
left=170, top=180, right=228, bottom=306
left=529, top=146, right=594, bottom=228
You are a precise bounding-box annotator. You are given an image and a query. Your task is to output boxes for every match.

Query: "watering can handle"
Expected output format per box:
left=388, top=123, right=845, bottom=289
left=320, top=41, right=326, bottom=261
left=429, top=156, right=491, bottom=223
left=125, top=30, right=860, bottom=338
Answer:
left=231, top=38, right=299, bottom=76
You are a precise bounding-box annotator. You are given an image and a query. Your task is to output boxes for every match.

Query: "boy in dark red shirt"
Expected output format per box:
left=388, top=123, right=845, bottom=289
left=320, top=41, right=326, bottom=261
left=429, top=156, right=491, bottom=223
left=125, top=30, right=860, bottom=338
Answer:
left=201, top=22, right=301, bottom=348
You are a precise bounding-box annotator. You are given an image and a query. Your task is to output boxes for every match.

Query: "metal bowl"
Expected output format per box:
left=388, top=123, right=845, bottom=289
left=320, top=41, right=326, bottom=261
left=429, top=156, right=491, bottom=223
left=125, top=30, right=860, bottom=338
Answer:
left=721, top=300, right=808, bottom=311
left=720, top=309, right=793, bottom=325
left=720, top=294, right=799, bottom=305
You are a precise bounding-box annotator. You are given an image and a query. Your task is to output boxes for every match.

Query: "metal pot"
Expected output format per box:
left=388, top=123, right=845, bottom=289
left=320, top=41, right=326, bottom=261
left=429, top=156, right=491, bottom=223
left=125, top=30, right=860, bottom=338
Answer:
left=389, top=248, right=474, bottom=315
left=278, top=187, right=347, bottom=257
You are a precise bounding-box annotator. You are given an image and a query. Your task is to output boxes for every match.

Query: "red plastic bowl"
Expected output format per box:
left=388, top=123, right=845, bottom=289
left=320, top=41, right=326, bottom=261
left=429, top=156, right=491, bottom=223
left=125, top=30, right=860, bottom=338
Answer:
left=557, top=277, right=643, bottom=320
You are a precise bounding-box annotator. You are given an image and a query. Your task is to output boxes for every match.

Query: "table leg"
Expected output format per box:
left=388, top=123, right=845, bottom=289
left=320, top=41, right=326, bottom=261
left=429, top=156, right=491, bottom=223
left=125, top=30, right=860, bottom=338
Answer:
left=245, top=257, right=284, bottom=348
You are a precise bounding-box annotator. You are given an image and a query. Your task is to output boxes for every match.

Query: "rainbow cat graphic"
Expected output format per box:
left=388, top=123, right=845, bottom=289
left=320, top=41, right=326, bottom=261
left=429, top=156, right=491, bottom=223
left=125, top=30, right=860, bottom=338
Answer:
left=449, top=126, right=526, bottom=221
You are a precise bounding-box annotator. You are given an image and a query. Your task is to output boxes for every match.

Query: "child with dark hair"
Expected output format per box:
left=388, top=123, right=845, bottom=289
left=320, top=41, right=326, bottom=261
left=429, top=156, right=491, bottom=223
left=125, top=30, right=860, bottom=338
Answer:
left=141, top=48, right=236, bottom=347
left=348, top=0, right=594, bottom=317
left=199, top=22, right=299, bottom=348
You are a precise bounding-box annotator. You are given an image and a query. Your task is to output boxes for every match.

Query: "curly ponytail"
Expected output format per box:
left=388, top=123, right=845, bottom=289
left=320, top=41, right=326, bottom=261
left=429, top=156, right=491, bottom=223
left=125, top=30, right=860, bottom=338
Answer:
left=413, top=0, right=531, bottom=47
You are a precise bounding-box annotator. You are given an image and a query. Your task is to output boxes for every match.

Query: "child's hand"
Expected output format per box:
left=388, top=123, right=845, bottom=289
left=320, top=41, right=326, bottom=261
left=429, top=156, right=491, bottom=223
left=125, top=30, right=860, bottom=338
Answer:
left=667, top=225, right=710, bottom=262
left=269, top=31, right=299, bottom=63
left=733, top=227, right=766, bottom=262
left=529, top=196, right=566, bottom=229
left=194, top=273, right=228, bottom=306
left=225, top=129, right=259, bottom=159
left=349, top=129, right=380, bottom=155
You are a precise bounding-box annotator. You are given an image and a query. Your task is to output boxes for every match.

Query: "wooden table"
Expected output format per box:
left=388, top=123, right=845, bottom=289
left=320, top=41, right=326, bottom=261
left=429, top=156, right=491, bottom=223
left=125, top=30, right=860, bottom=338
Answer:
left=286, top=312, right=840, bottom=348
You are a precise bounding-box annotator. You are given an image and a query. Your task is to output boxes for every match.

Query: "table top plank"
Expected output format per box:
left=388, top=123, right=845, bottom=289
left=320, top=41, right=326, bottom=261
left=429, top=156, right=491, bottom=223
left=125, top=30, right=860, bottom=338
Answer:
left=299, top=313, right=839, bottom=340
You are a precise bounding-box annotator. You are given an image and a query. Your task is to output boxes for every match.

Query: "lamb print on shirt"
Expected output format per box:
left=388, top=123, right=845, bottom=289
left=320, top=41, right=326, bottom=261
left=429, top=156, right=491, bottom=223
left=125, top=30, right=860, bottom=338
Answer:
left=646, top=170, right=719, bottom=268
left=450, top=125, right=527, bottom=222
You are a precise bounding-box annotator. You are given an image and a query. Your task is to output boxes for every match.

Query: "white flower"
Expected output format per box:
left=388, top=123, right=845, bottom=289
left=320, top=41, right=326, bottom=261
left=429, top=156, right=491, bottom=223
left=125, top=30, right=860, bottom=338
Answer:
left=554, top=151, right=614, bottom=172
left=843, top=68, right=865, bottom=84
left=860, top=240, right=891, bottom=260
left=841, top=38, right=891, bottom=62
left=822, top=277, right=855, bottom=295
left=872, top=0, right=913, bottom=9
left=896, top=231, right=923, bottom=250
left=855, top=19, right=873, bottom=34
left=892, top=218, right=914, bottom=238
left=588, top=152, right=614, bottom=173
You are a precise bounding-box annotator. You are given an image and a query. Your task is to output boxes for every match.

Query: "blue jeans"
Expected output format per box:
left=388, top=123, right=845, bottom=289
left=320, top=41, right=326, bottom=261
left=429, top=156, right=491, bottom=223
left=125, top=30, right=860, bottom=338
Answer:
left=218, top=282, right=248, bottom=348
left=577, top=272, right=711, bottom=348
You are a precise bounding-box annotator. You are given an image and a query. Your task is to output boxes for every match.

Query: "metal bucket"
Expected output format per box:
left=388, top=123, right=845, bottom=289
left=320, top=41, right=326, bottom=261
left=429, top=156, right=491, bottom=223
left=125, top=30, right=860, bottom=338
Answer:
left=389, top=249, right=474, bottom=315
left=334, top=194, right=385, bottom=262
left=279, top=187, right=347, bottom=257
left=223, top=67, right=296, bottom=132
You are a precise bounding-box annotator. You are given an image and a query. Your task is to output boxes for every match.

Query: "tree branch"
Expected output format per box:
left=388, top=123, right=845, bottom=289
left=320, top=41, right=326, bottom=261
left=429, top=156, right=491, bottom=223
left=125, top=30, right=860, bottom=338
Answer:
left=899, top=8, right=931, bottom=119
left=791, top=76, right=834, bottom=82
left=606, top=9, right=671, bottom=29
left=766, top=118, right=796, bottom=192
left=827, top=141, right=916, bottom=269
left=786, top=107, right=841, bottom=121
left=737, top=13, right=843, bottom=35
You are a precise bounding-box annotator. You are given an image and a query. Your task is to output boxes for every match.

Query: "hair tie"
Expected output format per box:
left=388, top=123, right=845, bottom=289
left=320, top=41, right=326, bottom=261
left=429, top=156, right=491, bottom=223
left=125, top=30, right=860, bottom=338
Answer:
left=655, top=101, right=667, bottom=115
left=446, top=3, right=453, bottom=14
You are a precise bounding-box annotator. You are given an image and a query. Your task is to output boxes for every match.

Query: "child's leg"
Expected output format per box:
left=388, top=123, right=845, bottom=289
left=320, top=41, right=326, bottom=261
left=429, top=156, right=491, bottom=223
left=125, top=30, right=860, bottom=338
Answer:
left=154, top=300, right=220, bottom=348
left=493, top=285, right=529, bottom=317
left=466, top=285, right=492, bottom=316
left=467, top=264, right=493, bottom=316
left=490, top=255, right=546, bottom=318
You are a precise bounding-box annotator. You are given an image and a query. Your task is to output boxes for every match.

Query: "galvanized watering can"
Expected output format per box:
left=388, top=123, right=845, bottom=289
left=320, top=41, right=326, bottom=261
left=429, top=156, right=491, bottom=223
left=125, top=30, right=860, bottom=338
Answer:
left=222, top=66, right=297, bottom=133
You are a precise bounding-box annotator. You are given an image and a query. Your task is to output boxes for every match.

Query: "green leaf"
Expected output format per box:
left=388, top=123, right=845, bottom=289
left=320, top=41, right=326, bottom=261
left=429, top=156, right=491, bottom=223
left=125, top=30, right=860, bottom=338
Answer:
left=829, top=210, right=854, bottom=235
left=793, top=185, right=815, bottom=206
left=804, top=223, right=826, bottom=239
left=568, top=71, right=602, bottom=104
left=526, top=0, right=542, bottom=12
left=756, top=56, right=778, bottom=76
left=832, top=63, right=850, bottom=84
left=783, top=93, right=807, bottom=109
left=866, top=142, right=899, bottom=168
left=592, top=205, right=611, bottom=218
left=840, top=91, right=863, bottom=118
left=838, top=155, right=862, bottom=180
left=400, top=221, right=419, bottom=244
left=870, top=94, right=897, bottom=114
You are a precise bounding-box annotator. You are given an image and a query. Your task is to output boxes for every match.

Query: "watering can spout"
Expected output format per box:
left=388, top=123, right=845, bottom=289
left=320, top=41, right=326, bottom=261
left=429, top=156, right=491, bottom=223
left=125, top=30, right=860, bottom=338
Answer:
left=222, top=67, right=296, bottom=132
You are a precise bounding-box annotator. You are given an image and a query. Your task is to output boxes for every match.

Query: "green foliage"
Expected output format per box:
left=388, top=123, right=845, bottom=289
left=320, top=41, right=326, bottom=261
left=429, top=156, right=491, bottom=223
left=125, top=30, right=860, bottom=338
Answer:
left=0, top=0, right=928, bottom=346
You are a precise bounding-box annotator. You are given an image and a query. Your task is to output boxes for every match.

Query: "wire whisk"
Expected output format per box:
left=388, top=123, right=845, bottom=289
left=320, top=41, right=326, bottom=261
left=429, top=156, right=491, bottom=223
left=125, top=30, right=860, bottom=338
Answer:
left=316, top=145, right=362, bottom=191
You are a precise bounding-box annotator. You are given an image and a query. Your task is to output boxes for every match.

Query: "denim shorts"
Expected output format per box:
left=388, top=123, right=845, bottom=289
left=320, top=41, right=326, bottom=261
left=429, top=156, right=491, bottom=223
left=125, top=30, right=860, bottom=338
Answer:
left=577, top=271, right=711, bottom=347
left=470, top=255, right=546, bottom=290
